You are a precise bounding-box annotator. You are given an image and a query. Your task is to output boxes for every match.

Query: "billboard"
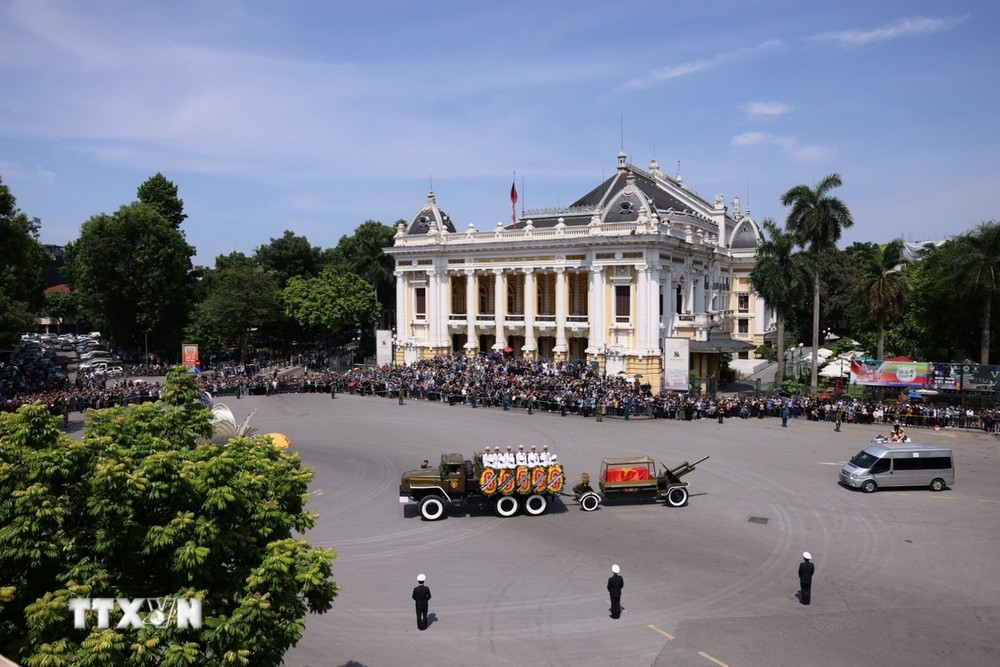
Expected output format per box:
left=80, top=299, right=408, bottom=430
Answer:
left=375, top=329, right=392, bottom=366
left=851, top=359, right=1000, bottom=391
left=181, top=344, right=199, bottom=368
left=662, top=337, right=690, bottom=391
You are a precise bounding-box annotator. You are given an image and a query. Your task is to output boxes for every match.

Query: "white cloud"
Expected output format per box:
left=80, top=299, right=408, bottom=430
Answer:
left=618, top=40, right=783, bottom=91
left=809, top=15, right=967, bottom=48
left=741, top=101, right=791, bottom=117
left=731, top=132, right=832, bottom=162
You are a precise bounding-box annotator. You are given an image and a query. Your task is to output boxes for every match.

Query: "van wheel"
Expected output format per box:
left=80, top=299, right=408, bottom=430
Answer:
left=418, top=496, right=445, bottom=521
left=861, top=480, right=877, bottom=494
left=523, top=494, right=548, bottom=516
left=494, top=495, right=519, bottom=517
left=666, top=487, right=689, bottom=507
left=929, top=478, right=946, bottom=492
left=579, top=492, right=601, bottom=512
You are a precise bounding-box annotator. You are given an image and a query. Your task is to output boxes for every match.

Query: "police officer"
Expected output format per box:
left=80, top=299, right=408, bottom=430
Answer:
left=539, top=446, right=551, bottom=466
left=798, top=552, right=815, bottom=605
left=412, top=573, right=431, bottom=630
left=527, top=445, right=540, bottom=467
left=504, top=446, right=516, bottom=469
left=515, top=445, right=528, bottom=467
left=607, top=564, right=624, bottom=619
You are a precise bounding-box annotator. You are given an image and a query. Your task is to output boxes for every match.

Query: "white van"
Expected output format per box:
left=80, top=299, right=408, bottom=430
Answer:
left=840, top=442, right=954, bottom=493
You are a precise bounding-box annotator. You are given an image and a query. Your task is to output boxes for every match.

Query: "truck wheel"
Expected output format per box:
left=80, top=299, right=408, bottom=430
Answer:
left=666, top=487, right=689, bottom=507
left=523, top=494, right=548, bottom=516
left=579, top=492, right=601, bottom=512
left=494, top=495, right=519, bottom=517
left=418, top=496, right=445, bottom=521
left=861, top=480, right=877, bottom=494
left=929, top=478, right=946, bottom=492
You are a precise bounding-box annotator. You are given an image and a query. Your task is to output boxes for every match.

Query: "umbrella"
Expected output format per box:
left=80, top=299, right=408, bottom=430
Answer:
left=264, top=433, right=291, bottom=449
left=503, top=346, right=513, bottom=353
left=634, top=374, right=644, bottom=379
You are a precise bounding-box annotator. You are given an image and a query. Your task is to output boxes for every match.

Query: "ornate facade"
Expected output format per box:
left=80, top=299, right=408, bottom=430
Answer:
left=387, top=153, right=769, bottom=392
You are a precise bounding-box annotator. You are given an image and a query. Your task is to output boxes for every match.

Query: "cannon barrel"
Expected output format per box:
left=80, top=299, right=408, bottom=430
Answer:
left=668, top=455, right=710, bottom=478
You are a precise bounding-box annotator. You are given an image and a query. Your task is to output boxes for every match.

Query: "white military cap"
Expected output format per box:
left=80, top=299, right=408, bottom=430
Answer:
left=611, top=564, right=620, bottom=573
left=417, top=573, right=426, bottom=582
left=803, top=552, right=811, bottom=560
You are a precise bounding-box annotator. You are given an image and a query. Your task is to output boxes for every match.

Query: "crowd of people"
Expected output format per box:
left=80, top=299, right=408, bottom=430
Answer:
left=3, top=350, right=1000, bottom=435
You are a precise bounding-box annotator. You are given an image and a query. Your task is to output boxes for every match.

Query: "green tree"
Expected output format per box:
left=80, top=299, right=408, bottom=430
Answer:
left=853, top=239, right=908, bottom=360
left=926, top=222, right=1000, bottom=364
left=0, top=176, right=49, bottom=345
left=186, top=263, right=282, bottom=362
left=781, top=173, right=854, bottom=393
left=325, top=220, right=397, bottom=326
left=282, top=266, right=380, bottom=338
left=0, top=367, right=337, bottom=666
left=41, top=289, right=79, bottom=334
left=749, top=219, right=808, bottom=385
left=254, top=231, right=322, bottom=288
left=137, top=173, right=187, bottom=229
left=65, top=202, right=195, bottom=358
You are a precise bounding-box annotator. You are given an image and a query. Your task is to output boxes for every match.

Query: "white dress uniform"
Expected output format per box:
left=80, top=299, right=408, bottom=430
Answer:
left=483, top=449, right=495, bottom=468
left=515, top=447, right=528, bottom=467
left=527, top=448, right=540, bottom=467
left=504, top=448, right=516, bottom=469
left=539, top=448, right=551, bottom=466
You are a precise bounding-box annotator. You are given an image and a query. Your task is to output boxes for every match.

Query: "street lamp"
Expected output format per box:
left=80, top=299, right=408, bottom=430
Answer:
left=796, top=342, right=805, bottom=382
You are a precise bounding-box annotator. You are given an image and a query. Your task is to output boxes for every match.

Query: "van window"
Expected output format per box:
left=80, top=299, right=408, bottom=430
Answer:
left=894, top=456, right=951, bottom=471
left=870, top=459, right=890, bottom=474
left=850, top=450, right=879, bottom=468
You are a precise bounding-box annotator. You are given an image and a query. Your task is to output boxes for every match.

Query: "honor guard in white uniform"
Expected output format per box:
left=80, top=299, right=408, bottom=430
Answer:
left=515, top=445, right=528, bottom=467
left=483, top=447, right=495, bottom=468
left=527, top=445, right=540, bottom=467
left=539, top=445, right=552, bottom=466
left=493, top=447, right=502, bottom=467
left=504, top=446, right=516, bottom=469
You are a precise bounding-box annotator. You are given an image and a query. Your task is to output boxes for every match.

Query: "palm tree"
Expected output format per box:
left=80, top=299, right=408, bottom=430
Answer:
left=945, top=221, right=1000, bottom=364
left=854, top=240, right=908, bottom=360
left=781, top=174, right=854, bottom=394
left=749, top=219, right=808, bottom=386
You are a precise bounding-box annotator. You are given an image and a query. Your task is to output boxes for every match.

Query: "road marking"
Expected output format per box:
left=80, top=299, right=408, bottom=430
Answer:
left=648, top=624, right=674, bottom=640
left=979, top=499, right=1000, bottom=504
left=928, top=496, right=954, bottom=500
left=817, top=462, right=843, bottom=465
left=698, top=650, right=729, bottom=667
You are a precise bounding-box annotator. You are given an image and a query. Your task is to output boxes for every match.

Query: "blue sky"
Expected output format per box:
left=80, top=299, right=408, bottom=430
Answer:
left=2, top=0, right=998, bottom=266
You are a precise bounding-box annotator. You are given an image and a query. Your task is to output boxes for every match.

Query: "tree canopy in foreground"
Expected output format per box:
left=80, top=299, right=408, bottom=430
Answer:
left=0, top=368, right=337, bottom=666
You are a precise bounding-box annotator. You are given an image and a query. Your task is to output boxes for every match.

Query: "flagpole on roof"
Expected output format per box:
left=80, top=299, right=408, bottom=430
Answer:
left=510, top=171, right=518, bottom=228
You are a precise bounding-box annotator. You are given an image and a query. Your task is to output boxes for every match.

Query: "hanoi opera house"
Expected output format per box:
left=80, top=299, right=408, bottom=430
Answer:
left=386, top=152, right=770, bottom=393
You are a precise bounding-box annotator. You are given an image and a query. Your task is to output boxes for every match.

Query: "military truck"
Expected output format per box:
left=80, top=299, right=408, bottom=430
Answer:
left=399, top=452, right=564, bottom=520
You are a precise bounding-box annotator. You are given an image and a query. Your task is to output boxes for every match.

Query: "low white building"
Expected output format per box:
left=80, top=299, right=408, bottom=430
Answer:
left=387, top=152, right=770, bottom=392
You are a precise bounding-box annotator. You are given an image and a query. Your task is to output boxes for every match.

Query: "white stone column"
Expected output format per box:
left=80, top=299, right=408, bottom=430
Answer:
left=554, top=267, right=567, bottom=352
left=662, top=270, right=673, bottom=337
left=523, top=268, right=536, bottom=355
left=647, top=265, right=660, bottom=353
left=395, top=270, right=407, bottom=338
left=588, top=266, right=604, bottom=351
left=427, top=268, right=440, bottom=348
left=636, top=264, right=649, bottom=351
left=465, top=270, right=477, bottom=353
left=493, top=269, right=506, bottom=350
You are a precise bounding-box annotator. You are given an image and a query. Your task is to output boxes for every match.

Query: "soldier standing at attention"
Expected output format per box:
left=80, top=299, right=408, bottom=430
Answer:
left=607, top=564, right=624, bottom=619
left=504, top=446, right=516, bottom=469
left=798, top=552, right=815, bottom=605
left=483, top=447, right=495, bottom=468
left=412, top=573, right=432, bottom=630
